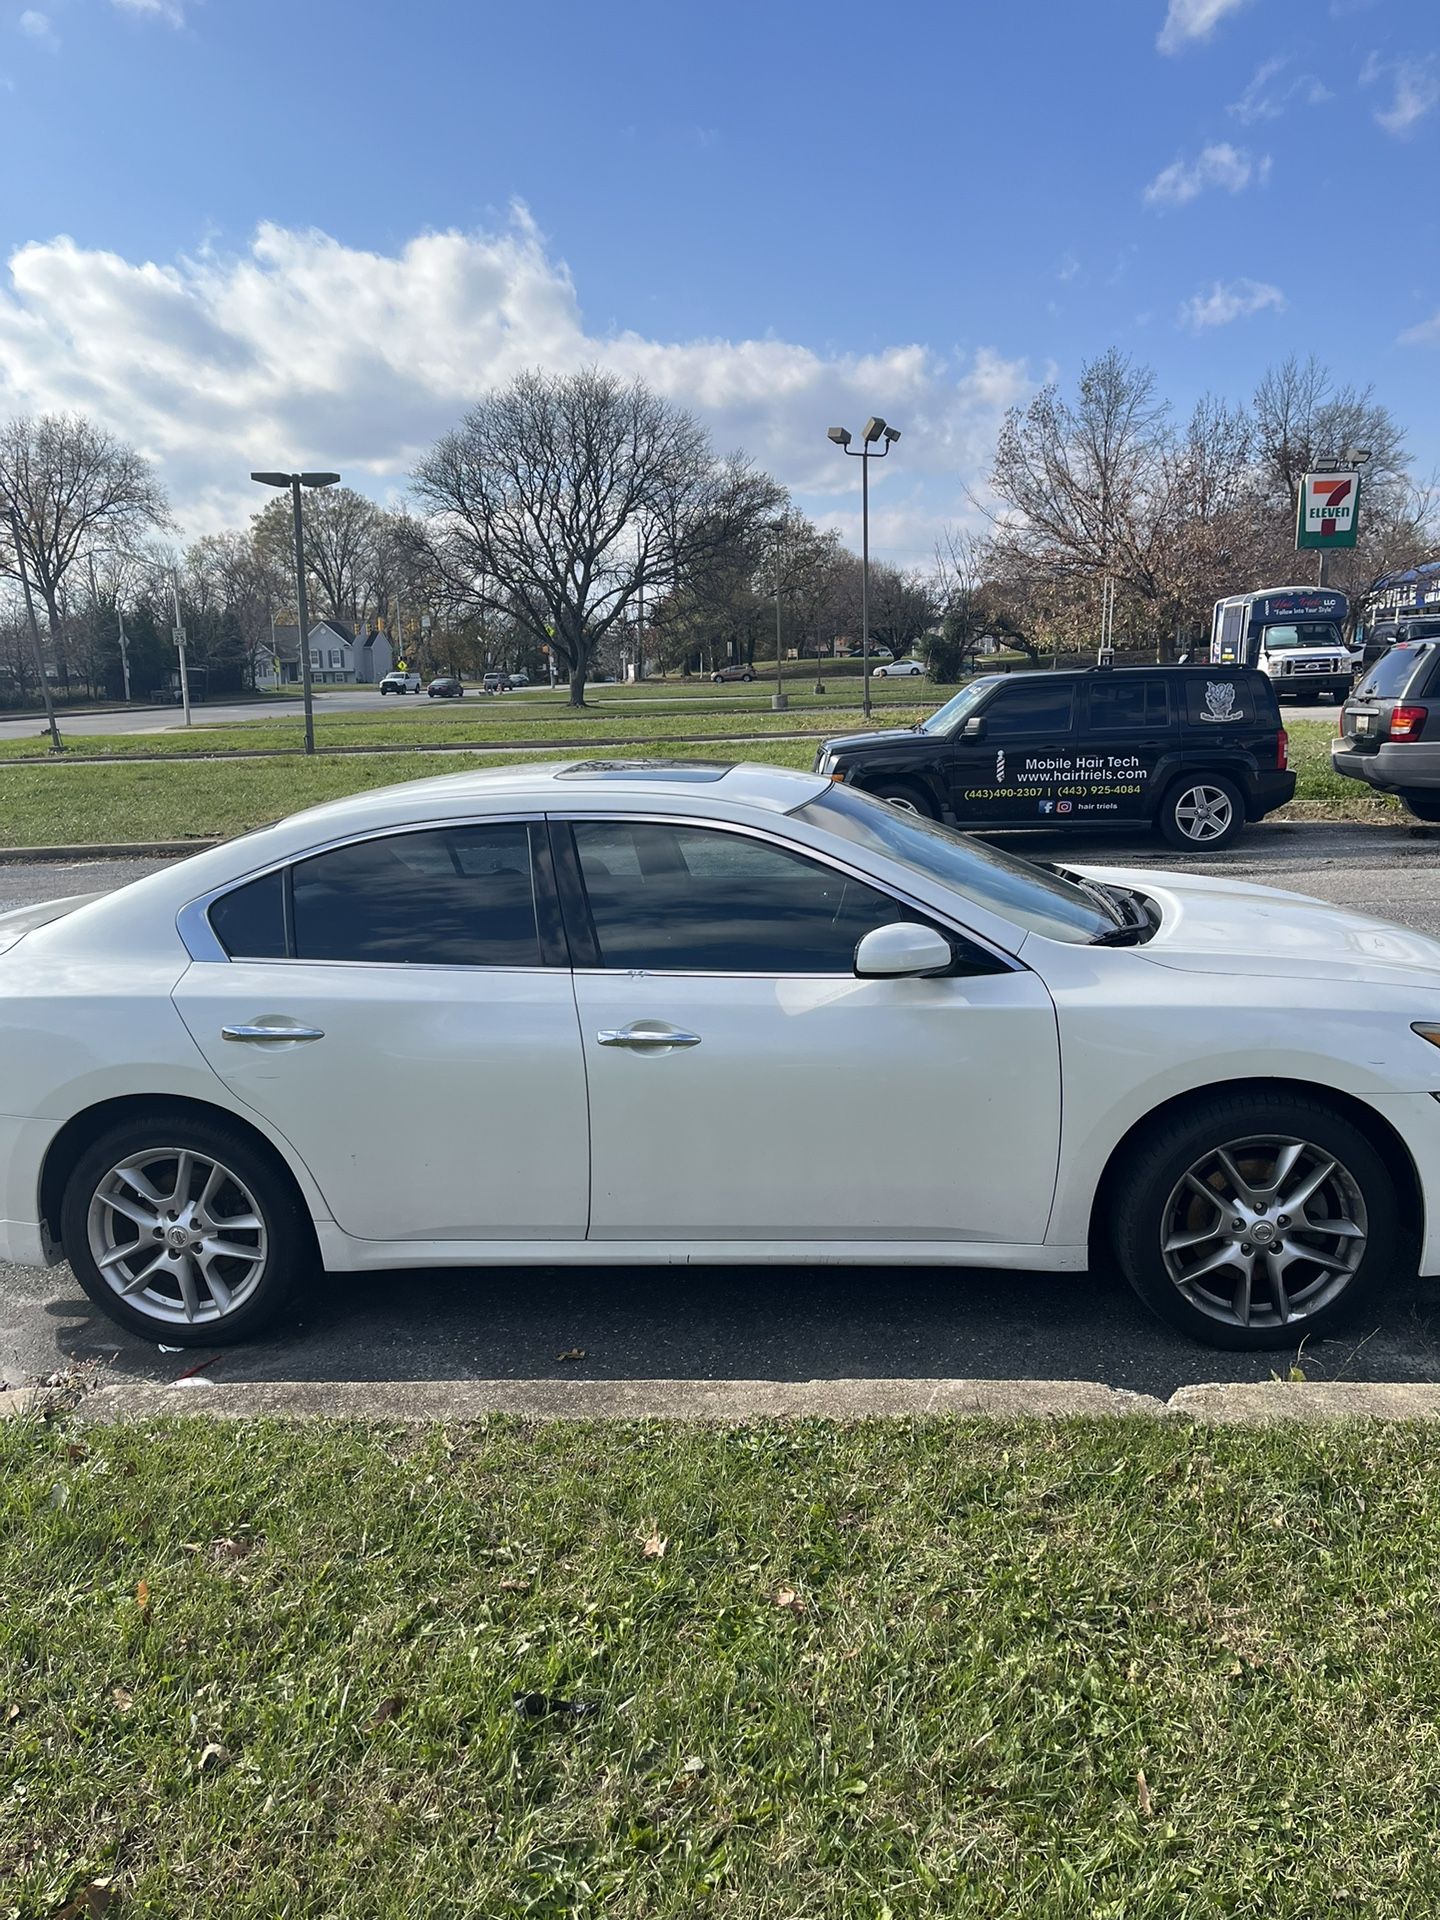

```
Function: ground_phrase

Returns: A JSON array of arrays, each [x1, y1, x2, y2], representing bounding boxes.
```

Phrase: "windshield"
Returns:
[[795, 783, 1117, 945], [1356, 644, 1435, 700], [1261, 622, 1341, 651], [919, 677, 1001, 735]]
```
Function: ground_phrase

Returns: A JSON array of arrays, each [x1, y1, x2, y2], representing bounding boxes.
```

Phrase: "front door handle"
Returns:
[[221, 1023, 326, 1044], [597, 1026, 702, 1050]]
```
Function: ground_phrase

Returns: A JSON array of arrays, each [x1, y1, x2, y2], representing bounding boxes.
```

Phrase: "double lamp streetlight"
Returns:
[[828, 416, 900, 719], [250, 469, 340, 754]]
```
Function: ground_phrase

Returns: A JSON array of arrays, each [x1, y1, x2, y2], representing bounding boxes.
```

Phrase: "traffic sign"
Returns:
[[1297, 471, 1362, 550]]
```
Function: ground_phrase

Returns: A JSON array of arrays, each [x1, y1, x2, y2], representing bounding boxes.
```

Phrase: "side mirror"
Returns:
[[854, 922, 954, 979], [961, 715, 987, 740]]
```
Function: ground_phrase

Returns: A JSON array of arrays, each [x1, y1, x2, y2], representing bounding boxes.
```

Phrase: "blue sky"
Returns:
[[1, 0, 1436, 559]]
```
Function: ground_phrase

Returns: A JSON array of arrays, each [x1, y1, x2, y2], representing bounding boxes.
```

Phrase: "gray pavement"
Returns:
[[3, 816, 1440, 1399]]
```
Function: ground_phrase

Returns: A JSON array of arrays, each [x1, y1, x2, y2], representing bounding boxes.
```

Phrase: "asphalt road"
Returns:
[[4, 816, 1440, 1398]]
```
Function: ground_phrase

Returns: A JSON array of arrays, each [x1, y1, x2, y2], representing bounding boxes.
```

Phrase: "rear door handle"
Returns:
[[597, 1026, 701, 1050], [221, 1023, 326, 1044]]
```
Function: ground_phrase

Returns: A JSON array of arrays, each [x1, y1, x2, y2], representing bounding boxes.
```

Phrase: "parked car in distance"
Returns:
[[1333, 640, 1440, 821], [3, 758, 1437, 1355], [482, 671, 515, 694], [815, 664, 1293, 852], [874, 659, 926, 678], [509, 670, 531, 687], [379, 671, 422, 696], [427, 677, 464, 699], [711, 663, 756, 683]]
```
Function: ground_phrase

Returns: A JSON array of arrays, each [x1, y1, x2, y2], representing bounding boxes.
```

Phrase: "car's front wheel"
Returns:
[[1156, 773, 1244, 851], [1112, 1093, 1399, 1349], [61, 1112, 312, 1345], [866, 780, 937, 818]]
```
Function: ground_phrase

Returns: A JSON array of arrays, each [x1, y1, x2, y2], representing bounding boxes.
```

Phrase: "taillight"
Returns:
[[1390, 705, 1429, 741], [1278, 727, 1288, 770]]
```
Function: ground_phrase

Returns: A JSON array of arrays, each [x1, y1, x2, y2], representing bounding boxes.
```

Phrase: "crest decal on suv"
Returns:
[[1200, 680, 1244, 723]]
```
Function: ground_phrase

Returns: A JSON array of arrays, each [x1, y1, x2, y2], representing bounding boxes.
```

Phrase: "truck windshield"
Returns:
[[1261, 623, 1341, 650], [919, 677, 1001, 735]]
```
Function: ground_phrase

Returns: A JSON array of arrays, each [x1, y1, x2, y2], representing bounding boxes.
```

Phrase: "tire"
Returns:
[[866, 780, 937, 819], [60, 1111, 313, 1346], [1402, 794, 1440, 823], [1112, 1091, 1401, 1350], [1156, 773, 1245, 852], [743, 672, 755, 682]]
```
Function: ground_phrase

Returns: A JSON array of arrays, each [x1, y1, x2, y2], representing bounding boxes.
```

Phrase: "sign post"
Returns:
[[1297, 471, 1362, 587]]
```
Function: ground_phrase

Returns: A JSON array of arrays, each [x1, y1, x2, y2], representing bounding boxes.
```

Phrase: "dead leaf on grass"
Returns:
[[499, 1577, 530, 1592], [681, 1755, 706, 1776], [641, 1533, 667, 1560], [134, 1580, 151, 1622], [773, 1586, 805, 1614], [53, 1875, 116, 1919], [197, 1741, 229, 1773], [1136, 1768, 1154, 1818], [3, 1702, 19, 1725], [110, 1688, 133, 1713], [210, 1536, 256, 1562], [368, 1695, 406, 1730], [64, 1443, 89, 1463]]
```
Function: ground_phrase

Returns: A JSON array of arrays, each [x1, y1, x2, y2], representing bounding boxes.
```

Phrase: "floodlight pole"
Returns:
[[7, 503, 63, 753], [251, 470, 340, 755], [773, 520, 786, 711], [829, 420, 900, 721]]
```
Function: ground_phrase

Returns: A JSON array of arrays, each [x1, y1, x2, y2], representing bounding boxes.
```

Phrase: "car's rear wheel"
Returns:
[[61, 1113, 311, 1346], [1156, 773, 1244, 851], [1112, 1093, 1399, 1349], [866, 780, 937, 818], [1402, 794, 1440, 823]]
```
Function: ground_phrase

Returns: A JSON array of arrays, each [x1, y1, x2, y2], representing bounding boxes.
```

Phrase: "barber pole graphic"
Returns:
[[1297, 471, 1361, 550]]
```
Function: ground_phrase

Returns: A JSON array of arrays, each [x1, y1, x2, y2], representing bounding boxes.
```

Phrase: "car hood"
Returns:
[[1070, 863, 1440, 989], [824, 727, 932, 755]]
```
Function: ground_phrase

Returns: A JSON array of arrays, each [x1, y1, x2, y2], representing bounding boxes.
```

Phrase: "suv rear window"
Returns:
[[1357, 645, 1436, 701]]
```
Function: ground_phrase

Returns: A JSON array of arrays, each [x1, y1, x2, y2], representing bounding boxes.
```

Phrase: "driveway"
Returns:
[[4, 817, 1439, 1397]]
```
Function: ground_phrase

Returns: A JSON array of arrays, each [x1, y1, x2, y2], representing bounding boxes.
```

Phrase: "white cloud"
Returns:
[[1157, 0, 1252, 55], [0, 212, 1031, 549], [1361, 52, 1440, 137], [112, 0, 188, 23], [1143, 143, 1269, 208], [18, 10, 58, 49], [1399, 311, 1440, 347], [1180, 278, 1287, 329], [1229, 56, 1332, 122]]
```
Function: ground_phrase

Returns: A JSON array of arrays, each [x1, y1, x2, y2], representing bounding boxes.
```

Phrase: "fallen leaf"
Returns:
[[197, 1740, 229, 1772], [135, 1580, 151, 1621], [210, 1536, 255, 1562], [681, 1755, 706, 1776], [3, 1702, 19, 1725], [641, 1533, 667, 1560], [53, 1876, 116, 1920], [773, 1586, 804, 1613], [1136, 1768, 1154, 1818], [555, 1347, 586, 1364], [64, 1443, 89, 1462], [499, 1578, 530, 1592], [111, 1687, 134, 1713], [368, 1695, 406, 1730]]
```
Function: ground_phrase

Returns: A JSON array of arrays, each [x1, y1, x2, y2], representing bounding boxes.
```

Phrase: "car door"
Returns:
[[945, 678, 1077, 823], [555, 815, 1060, 1247], [1079, 675, 1176, 824], [172, 819, 589, 1243]]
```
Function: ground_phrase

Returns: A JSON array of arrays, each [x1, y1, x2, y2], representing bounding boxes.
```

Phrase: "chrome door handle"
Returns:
[[221, 1023, 326, 1043], [597, 1027, 701, 1049]]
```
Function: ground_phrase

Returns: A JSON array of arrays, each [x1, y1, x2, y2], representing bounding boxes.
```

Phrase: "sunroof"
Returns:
[[552, 759, 734, 782]]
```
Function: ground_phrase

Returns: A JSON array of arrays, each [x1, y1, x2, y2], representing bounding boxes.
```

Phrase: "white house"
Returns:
[[252, 620, 395, 689]]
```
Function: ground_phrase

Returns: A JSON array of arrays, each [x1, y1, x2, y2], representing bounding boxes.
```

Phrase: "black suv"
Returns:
[[1332, 639, 1440, 822], [814, 665, 1295, 852]]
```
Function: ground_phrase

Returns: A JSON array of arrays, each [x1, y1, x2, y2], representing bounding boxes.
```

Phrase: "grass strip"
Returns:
[[4, 1413, 1440, 1918]]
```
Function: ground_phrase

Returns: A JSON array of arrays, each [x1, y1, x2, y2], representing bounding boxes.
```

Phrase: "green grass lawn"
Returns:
[[0, 722, 1397, 847], [4, 1412, 1440, 1918]]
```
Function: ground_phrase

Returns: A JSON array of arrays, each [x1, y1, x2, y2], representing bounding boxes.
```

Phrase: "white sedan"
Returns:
[[3, 760, 1438, 1352], [873, 660, 926, 677]]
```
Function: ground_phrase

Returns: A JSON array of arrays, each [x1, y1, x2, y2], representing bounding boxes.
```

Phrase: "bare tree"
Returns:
[[251, 484, 382, 630], [0, 414, 170, 685], [1252, 355, 1408, 514], [413, 367, 780, 705]]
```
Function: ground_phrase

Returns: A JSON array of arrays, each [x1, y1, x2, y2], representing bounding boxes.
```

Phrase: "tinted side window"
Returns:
[[291, 824, 541, 966], [1088, 679, 1170, 731], [573, 822, 911, 973], [983, 683, 1075, 738], [1358, 645, 1435, 700], [210, 869, 286, 959], [1182, 676, 1263, 727]]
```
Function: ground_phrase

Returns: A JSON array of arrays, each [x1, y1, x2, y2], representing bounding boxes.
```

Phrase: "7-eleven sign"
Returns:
[[1297, 470, 1362, 550]]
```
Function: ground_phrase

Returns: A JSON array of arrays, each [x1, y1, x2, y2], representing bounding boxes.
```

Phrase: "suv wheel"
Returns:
[[1157, 774, 1244, 851], [61, 1112, 312, 1346], [867, 781, 936, 819], [1113, 1093, 1399, 1349], [1402, 795, 1440, 824]]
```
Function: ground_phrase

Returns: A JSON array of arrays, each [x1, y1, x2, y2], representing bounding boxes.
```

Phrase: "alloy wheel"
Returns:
[[85, 1147, 269, 1326], [1159, 1134, 1367, 1330], [1174, 783, 1233, 843]]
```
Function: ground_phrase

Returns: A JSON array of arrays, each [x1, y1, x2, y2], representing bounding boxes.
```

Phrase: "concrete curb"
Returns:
[[31, 1375, 1440, 1425], [0, 840, 218, 862]]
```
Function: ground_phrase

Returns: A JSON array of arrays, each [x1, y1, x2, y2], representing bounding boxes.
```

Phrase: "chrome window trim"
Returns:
[[557, 810, 1025, 978], [175, 812, 551, 965]]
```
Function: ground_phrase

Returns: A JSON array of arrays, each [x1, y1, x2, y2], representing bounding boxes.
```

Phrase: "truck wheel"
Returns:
[[867, 781, 937, 819], [1156, 774, 1245, 852]]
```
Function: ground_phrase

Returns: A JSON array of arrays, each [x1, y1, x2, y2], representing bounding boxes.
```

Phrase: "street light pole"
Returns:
[[828, 419, 901, 721], [251, 470, 340, 755], [170, 566, 192, 727], [773, 520, 786, 711], [6, 504, 63, 753]]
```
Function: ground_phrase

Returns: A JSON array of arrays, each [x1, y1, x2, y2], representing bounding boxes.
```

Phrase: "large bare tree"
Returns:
[[413, 367, 780, 704]]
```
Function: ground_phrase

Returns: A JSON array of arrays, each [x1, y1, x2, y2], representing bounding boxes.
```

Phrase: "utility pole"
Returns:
[[772, 520, 787, 711], [170, 567, 193, 726], [7, 504, 63, 753]]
